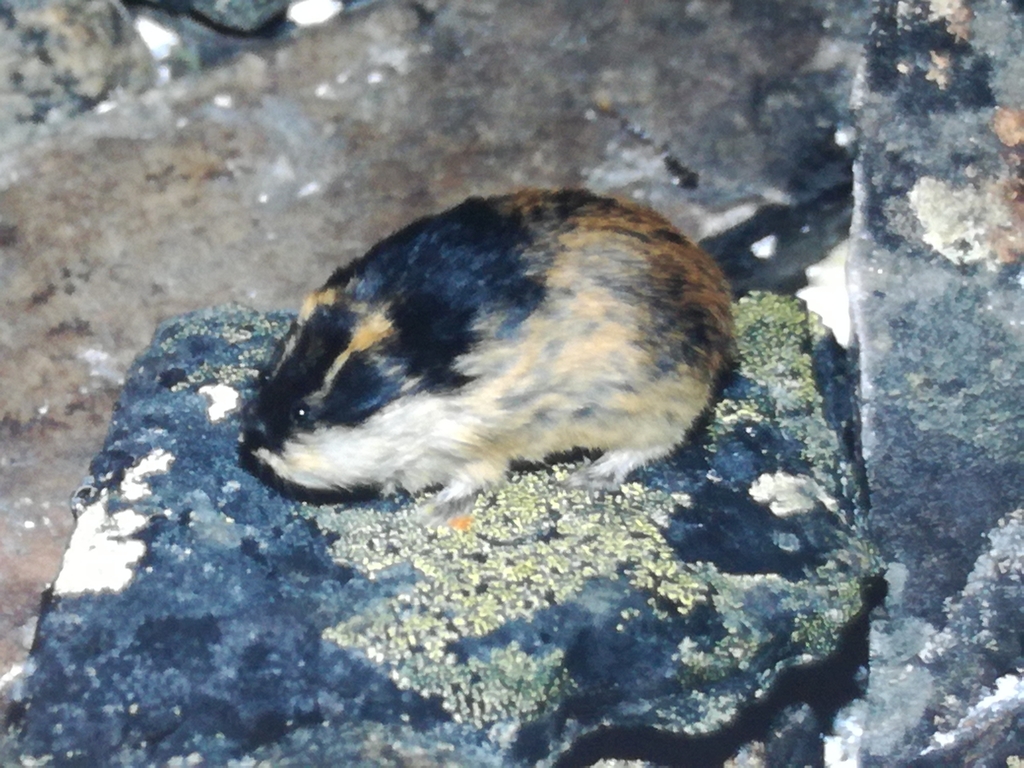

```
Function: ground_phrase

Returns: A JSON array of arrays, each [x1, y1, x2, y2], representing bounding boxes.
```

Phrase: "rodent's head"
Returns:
[[241, 294, 402, 462]]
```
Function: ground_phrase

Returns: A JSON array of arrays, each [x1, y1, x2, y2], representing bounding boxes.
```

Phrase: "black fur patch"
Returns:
[[318, 352, 404, 427], [388, 293, 475, 389], [326, 196, 549, 391]]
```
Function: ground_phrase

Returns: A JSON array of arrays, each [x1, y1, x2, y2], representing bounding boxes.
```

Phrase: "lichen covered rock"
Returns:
[[11, 294, 875, 766]]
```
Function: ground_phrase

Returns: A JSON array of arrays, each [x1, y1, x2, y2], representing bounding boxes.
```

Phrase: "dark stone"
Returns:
[[186, 0, 288, 33], [701, 184, 853, 295], [122, 0, 289, 34], [845, 0, 1024, 762], [8, 296, 876, 765], [0, 0, 153, 126]]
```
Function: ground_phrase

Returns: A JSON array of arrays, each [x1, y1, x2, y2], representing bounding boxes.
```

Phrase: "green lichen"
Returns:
[[731, 292, 820, 410], [719, 292, 844, 486], [316, 465, 707, 727], [156, 305, 291, 390], [789, 546, 875, 655], [673, 538, 873, 689], [658, 692, 746, 736]]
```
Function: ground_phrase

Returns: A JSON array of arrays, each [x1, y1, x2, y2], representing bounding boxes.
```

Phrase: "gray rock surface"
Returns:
[[0, 0, 153, 130], [185, 0, 288, 33], [8, 294, 875, 766], [845, 0, 1024, 763], [128, 0, 291, 35], [0, 0, 868, 725]]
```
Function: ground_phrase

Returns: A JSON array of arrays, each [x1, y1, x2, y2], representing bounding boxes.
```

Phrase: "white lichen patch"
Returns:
[[750, 471, 837, 516], [134, 16, 180, 61], [121, 449, 175, 501], [926, 672, 1024, 753], [823, 705, 866, 768], [287, 0, 342, 26], [797, 240, 850, 348], [53, 493, 149, 596], [198, 383, 240, 422], [749, 233, 778, 259], [0, 662, 25, 695], [918, 508, 1024, 666], [925, 0, 972, 41], [908, 177, 1013, 268]]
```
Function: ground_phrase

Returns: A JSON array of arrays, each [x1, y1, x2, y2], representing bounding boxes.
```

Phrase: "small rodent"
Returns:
[[242, 189, 733, 522]]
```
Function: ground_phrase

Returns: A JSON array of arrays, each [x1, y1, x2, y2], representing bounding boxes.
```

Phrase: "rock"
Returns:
[[191, 0, 287, 32], [843, 517, 1024, 766], [7, 294, 876, 765], [845, 0, 1024, 763], [0, 0, 153, 129], [727, 705, 824, 768], [135, 0, 290, 35]]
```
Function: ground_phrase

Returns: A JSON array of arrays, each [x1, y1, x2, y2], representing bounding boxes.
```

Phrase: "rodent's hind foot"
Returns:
[[565, 446, 674, 491]]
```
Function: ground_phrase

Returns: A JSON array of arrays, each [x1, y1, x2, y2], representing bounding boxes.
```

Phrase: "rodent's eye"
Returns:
[[291, 401, 315, 429]]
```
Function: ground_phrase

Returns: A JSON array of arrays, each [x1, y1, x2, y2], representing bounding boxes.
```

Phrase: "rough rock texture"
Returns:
[[129, 0, 290, 35], [844, 0, 1024, 763], [0, 0, 869, 721], [0, 0, 153, 131], [7, 294, 875, 765], [186, 0, 288, 33]]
